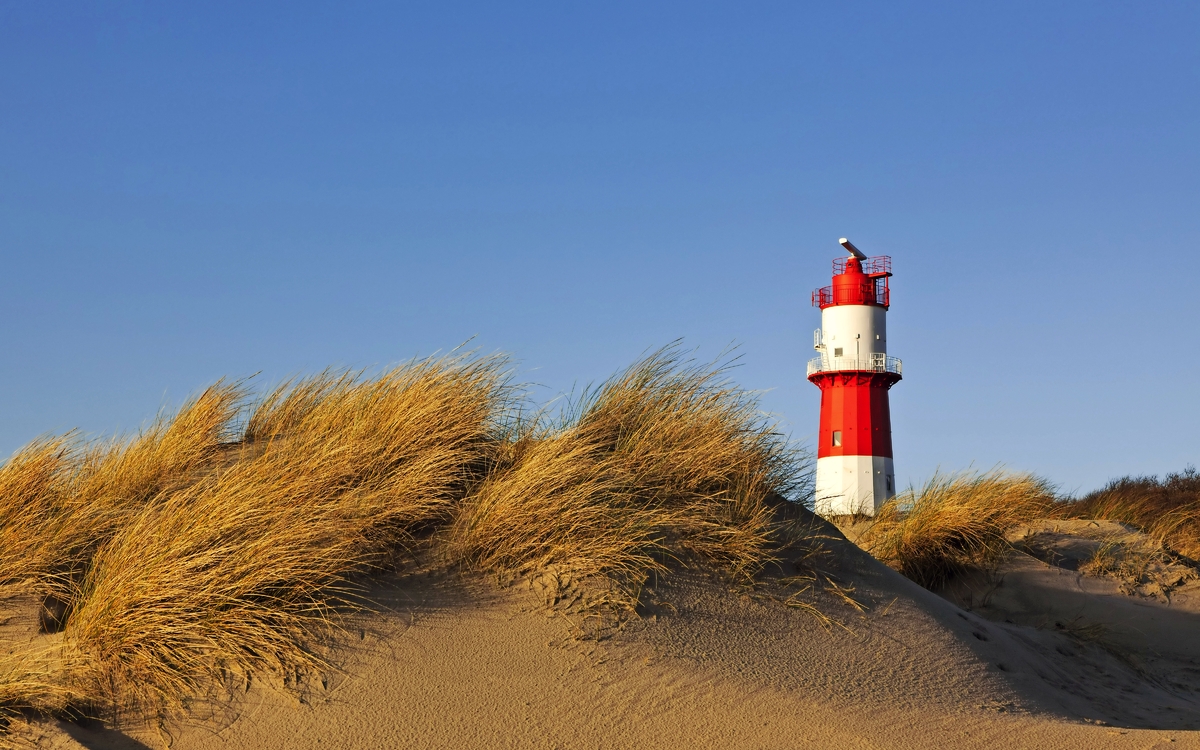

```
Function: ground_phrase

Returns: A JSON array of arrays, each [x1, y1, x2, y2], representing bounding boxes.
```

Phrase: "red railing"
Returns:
[[812, 281, 890, 308], [833, 255, 891, 276]]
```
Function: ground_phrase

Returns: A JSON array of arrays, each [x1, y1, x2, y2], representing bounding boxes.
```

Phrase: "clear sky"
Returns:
[[2, 2, 1197, 495]]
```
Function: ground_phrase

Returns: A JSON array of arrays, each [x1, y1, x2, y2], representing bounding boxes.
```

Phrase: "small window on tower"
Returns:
[[832, 431, 842, 447], [833, 347, 843, 357]]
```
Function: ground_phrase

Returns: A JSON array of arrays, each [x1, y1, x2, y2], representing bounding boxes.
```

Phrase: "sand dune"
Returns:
[[10, 514, 1199, 749]]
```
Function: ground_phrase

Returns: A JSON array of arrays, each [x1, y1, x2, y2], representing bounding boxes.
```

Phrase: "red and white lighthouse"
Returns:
[[808, 238, 902, 516]]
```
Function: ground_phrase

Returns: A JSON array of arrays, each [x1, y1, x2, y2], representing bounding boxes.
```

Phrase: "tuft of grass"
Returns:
[[0, 649, 85, 723], [859, 470, 1055, 588], [243, 370, 355, 444], [1079, 538, 1198, 599], [0, 438, 77, 592], [1058, 467, 1200, 561], [446, 431, 669, 590], [60, 353, 510, 721], [447, 346, 809, 604], [0, 382, 245, 602], [570, 345, 805, 573]]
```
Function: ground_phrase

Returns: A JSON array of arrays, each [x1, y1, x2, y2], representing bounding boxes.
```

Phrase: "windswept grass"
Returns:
[[0, 383, 245, 624], [859, 470, 1055, 588], [446, 347, 808, 601], [0, 647, 87, 731], [0, 345, 811, 731], [0, 438, 76, 592], [1058, 468, 1200, 560], [570, 347, 804, 573], [62, 353, 510, 720], [446, 432, 670, 593]]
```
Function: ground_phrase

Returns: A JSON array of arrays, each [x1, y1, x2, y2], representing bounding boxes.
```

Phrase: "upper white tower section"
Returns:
[[808, 242, 901, 377], [815, 305, 887, 370]]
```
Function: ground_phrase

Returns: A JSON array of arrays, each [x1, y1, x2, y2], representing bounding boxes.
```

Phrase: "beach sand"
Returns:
[[13, 518, 1200, 749]]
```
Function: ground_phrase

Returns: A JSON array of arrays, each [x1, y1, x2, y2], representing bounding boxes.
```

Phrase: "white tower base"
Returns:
[[814, 456, 895, 517]]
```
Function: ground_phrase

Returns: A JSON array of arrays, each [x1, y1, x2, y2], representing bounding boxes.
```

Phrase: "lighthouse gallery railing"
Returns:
[[807, 354, 903, 377], [812, 282, 890, 308]]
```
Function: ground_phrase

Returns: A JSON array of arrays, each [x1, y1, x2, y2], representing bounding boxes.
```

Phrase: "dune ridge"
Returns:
[[0, 345, 1197, 748]]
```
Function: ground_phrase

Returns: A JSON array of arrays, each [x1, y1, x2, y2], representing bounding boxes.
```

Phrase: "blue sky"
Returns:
[[1, 2, 1197, 495]]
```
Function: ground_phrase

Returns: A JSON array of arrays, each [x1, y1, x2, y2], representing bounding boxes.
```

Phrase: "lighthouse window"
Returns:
[[832, 431, 842, 447], [833, 347, 843, 357]]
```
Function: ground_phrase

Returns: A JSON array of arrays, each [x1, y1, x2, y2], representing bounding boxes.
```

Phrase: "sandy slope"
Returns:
[[13, 517, 1200, 749]]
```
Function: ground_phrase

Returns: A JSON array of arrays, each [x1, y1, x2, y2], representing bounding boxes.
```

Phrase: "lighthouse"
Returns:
[[808, 238, 902, 516]]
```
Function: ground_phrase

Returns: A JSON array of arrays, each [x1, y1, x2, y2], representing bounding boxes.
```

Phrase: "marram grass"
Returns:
[[1056, 468, 1200, 560], [448, 347, 806, 592], [858, 469, 1055, 588], [0, 382, 244, 601], [0, 345, 808, 732], [63, 353, 510, 721]]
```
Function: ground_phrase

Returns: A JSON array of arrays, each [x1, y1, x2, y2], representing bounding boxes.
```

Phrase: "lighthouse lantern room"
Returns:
[[808, 239, 902, 516]]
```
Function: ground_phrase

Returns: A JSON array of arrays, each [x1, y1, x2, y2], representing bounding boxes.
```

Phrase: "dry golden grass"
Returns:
[[446, 431, 668, 589], [1058, 468, 1200, 560], [1079, 536, 1198, 600], [61, 353, 509, 720], [0, 439, 76, 592], [0, 648, 85, 724], [446, 347, 806, 603], [859, 470, 1055, 588], [570, 347, 803, 573], [0, 346, 810, 731], [0, 641, 97, 750], [0, 383, 245, 600]]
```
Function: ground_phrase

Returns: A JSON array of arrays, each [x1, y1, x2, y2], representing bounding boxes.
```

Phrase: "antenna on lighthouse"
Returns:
[[839, 238, 868, 260]]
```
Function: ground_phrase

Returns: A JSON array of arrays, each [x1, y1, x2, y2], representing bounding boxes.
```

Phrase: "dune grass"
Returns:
[[0, 438, 76, 593], [1057, 468, 1200, 561], [858, 470, 1055, 588], [0, 383, 245, 603], [0, 645, 88, 726], [0, 345, 810, 732], [569, 348, 804, 572], [447, 348, 806, 601], [855, 467, 1199, 594], [445, 431, 669, 596], [61, 354, 510, 721]]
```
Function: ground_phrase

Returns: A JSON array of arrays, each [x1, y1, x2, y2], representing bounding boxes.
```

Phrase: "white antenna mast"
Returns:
[[839, 237, 867, 260]]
